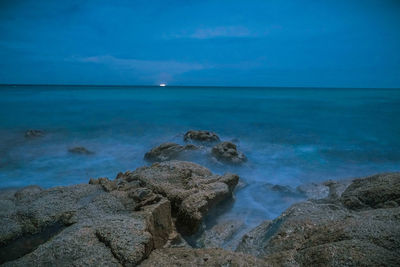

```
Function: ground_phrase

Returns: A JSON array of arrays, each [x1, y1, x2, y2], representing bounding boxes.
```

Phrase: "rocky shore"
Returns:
[[1, 130, 399, 266]]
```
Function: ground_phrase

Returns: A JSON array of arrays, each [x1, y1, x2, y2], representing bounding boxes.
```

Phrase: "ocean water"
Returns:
[[1, 85, 400, 234]]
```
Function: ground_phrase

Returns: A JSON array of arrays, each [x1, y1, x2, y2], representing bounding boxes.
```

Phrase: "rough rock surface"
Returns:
[[211, 141, 247, 165], [184, 130, 220, 144], [197, 219, 245, 249], [296, 178, 353, 200], [0, 180, 175, 266], [24, 129, 44, 138], [140, 247, 268, 267], [116, 161, 239, 235], [144, 142, 198, 162], [236, 172, 400, 266], [68, 146, 94, 155]]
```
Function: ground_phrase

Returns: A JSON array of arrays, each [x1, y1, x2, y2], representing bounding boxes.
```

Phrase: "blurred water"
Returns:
[[1, 85, 400, 229]]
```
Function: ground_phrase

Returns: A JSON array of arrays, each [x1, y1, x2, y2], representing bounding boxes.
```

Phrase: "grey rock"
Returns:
[[184, 130, 220, 144], [68, 146, 94, 155], [144, 142, 198, 162], [24, 129, 44, 138], [211, 141, 247, 165], [139, 247, 268, 267], [236, 172, 400, 266], [116, 160, 239, 235], [0, 180, 175, 266]]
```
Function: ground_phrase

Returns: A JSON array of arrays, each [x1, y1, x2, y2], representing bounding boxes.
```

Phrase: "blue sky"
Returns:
[[0, 0, 399, 87]]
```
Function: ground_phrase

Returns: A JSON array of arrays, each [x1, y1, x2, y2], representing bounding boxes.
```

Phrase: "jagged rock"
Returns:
[[116, 161, 239, 235], [139, 247, 268, 267], [24, 129, 44, 138], [144, 142, 198, 162], [0, 181, 174, 266], [211, 141, 246, 165], [68, 146, 94, 155], [236, 173, 400, 266], [296, 179, 353, 200], [184, 130, 220, 144], [197, 219, 244, 249]]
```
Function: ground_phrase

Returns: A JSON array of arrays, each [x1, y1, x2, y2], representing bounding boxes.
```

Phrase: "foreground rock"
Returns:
[[211, 141, 247, 165], [116, 161, 239, 235], [140, 247, 268, 267], [68, 146, 94, 155], [184, 130, 220, 144], [0, 181, 174, 265], [197, 219, 245, 250], [24, 129, 44, 138], [144, 142, 198, 162], [236, 172, 400, 266]]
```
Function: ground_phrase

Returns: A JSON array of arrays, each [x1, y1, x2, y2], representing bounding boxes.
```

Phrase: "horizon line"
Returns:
[[0, 83, 399, 90]]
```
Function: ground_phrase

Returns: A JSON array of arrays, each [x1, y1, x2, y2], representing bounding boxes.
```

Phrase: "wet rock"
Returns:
[[144, 142, 198, 162], [183, 130, 220, 144], [140, 247, 268, 267], [68, 146, 94, 155], [24, 129, 44, 138], [296, 179, 353, 200], [264, 183, 299, 197], [236, 172, 400, 266], [117, 160, 239, 235], [341, 172, 400, 210], [211, 141, 246, 165], [197, 219, 245, 249], [0, 181, 174, 266]]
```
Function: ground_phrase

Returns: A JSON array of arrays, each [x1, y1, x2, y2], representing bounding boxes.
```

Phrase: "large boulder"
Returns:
[[0, 179, 175, 266], [116, 161, 239, 235], [184, 130, 220, 144], [144, 142, 198, 162], [236, 173, 400, 266], [211, 141, 247, 165], [139, 247, 268, 267]]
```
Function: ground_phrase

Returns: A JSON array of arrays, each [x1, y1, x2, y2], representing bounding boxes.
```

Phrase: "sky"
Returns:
[[0, 0, 400, 87]]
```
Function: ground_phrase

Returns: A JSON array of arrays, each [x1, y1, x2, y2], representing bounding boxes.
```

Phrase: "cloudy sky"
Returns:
[[1, 0, 400, 87]]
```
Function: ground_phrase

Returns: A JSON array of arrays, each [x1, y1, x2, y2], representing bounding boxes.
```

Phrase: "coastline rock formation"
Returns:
[[140, 247, 268, 267], [211, 141, 247, 165], [236, 172, 400, 266], [144, 142, 198, 162], [116, 161, 239, 235], [24, 129, 44, 138], [0, 181, 174, 266], [184, 130, 220, 144]]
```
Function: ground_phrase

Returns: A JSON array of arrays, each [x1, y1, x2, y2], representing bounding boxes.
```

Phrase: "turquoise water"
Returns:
[[1, 85, 400, 228]]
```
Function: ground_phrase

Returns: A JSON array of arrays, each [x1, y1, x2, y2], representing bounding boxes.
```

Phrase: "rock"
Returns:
[[264, 183, 299, 196], [296, 178, 353, 200], [68, 146, 94, 155], [139, 247, 268, 267], [183, 130, 220, 144], [197, 219, 245, 249], [341, 172, 400, 210], [236, 172, 400, 266], [144, 142, 198, 162], [24, 129, 44, 138], [0, 180, 174, 266], [116, 161, 239, 235], [211, 141, 246, 165]]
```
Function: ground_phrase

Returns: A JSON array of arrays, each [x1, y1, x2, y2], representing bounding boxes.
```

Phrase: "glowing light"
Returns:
[[159, 83, 166, 87]]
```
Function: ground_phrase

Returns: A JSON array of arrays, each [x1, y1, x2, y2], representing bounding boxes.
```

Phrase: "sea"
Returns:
[[1, 85, 399, 239]]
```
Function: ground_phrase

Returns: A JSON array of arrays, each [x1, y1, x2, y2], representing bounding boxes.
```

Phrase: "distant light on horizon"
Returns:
[[159, 83, 166, 87]]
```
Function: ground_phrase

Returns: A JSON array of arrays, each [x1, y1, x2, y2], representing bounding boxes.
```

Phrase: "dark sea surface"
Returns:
[[1, 85, 400, 232]]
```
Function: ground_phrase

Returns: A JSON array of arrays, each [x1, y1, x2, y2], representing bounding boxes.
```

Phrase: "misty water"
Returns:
[[1, 85, 400, 238]]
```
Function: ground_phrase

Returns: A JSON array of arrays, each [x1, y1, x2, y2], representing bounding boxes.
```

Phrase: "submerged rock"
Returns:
[[68, 146, 94, 155], [116, 160, 239, 235], [144, 142, 198, 162], [24, 129, 44, 138], [236, 172, 400, 266], [140, 247, 268, 267], [0, 180, 174, 266], [211, 141, 246, 165], [184, 130, 220, 144]]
